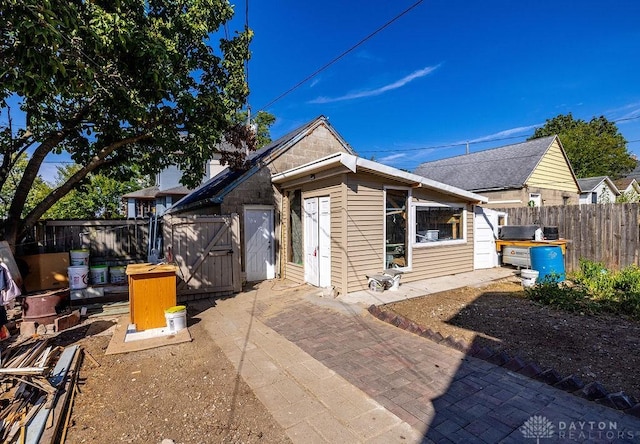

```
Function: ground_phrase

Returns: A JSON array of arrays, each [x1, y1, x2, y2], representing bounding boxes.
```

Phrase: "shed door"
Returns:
[[474, 207, 506, 269], [244, 207, 275, 281], [304, 196, 331, 287]]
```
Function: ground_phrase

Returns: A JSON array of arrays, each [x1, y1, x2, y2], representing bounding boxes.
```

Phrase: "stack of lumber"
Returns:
[[0, 338, 82, 443]]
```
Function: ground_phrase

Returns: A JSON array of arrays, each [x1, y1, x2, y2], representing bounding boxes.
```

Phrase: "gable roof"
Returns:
[[272, 152, 488, 204], [577, 176, 619, 194], [167, 116, 355, 214], [122, 186, 159, 199], [413, 135, 563, 192], [614, 177, 639, 192]]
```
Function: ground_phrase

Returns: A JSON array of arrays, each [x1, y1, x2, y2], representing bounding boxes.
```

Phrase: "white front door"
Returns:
[[304, 196, 331, 287], [474, 206, 506, 269], [244, 207, 275, 281]]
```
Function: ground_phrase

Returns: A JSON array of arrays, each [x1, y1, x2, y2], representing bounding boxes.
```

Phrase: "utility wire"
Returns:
[[257, 0, 425, 112]]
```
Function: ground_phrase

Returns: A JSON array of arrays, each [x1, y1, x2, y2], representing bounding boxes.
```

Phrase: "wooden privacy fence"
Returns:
[[17, 219, 151, 263], [496, 203, 640, 272], [163, 213, 241, 300]]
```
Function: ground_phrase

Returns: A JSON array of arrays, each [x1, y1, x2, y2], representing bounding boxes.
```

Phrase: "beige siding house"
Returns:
[[414, 136, 580, 208], [272, 153, 488, 296], [168, 116, 355, 282]]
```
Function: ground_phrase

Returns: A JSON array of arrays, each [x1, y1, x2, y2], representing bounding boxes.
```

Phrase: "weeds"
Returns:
[[524, 259, 640, 319]]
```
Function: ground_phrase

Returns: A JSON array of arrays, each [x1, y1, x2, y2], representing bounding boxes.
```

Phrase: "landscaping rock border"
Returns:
[[368, 304, 640, 418]]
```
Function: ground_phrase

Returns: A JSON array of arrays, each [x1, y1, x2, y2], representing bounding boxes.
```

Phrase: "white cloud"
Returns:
[[309, 64, 441, 104], [378, 153, 406, 163], [459, 124, 542, 144]]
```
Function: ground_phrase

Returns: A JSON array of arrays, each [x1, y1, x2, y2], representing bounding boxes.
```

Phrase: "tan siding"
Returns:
[[345, 176, 386, 293], [285, 263, 304, 284], [528, 140, 579, 193]]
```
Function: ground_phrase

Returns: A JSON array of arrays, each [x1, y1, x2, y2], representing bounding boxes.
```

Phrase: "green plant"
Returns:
[[527, 259, 640, 320]]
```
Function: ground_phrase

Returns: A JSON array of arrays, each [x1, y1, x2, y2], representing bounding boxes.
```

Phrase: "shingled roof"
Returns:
[[577, 176, 619, 194], [413, 135, 558, 192], [168, 115, 354, 214]]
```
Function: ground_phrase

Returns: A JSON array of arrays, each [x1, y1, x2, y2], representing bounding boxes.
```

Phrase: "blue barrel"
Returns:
[[530, 246, 565, 282]]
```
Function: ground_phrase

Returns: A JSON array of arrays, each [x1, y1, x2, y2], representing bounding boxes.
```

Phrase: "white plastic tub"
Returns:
[[521, 269, 539, 288]]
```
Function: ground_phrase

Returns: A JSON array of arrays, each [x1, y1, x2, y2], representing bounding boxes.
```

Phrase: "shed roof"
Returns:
[[272, 152, 488, 203], [413, 135, 559, 192], [167, 115, 354, 214], [577, 176, 619, 194]]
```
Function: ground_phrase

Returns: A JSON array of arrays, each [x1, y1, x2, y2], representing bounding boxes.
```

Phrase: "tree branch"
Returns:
[[21, 132, 152, 231]]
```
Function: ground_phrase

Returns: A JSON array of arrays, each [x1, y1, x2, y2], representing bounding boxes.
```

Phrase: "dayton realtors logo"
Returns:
[[520, 415, 638, 442], [520, 416, 555, 443]]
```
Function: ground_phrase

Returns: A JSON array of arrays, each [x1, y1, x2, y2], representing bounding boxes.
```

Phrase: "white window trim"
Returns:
[[383, 186, 412, 272], [411, 201, 468, 248]]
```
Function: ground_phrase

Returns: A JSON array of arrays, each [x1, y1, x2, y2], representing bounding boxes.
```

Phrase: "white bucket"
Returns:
[[68, 265, 89, 290], [90, 265, 108, 285], [521, 269, 539, 288], [165, 306, 187, 333], [110, 266, 126, 284], [70, 249, 90, 266]]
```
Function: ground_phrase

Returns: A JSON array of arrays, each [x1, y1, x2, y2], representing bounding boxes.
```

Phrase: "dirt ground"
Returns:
[[62, 316, 291, 444], [384, 278, 640, 402]]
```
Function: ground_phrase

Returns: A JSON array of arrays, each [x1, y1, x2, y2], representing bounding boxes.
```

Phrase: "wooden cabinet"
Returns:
[[126, 263, 178, 331]]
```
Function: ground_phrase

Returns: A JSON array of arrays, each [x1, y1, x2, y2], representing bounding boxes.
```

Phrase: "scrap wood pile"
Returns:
[[0, 338, 83, 443]]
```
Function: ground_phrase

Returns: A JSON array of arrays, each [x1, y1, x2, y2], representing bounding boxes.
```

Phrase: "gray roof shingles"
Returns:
[[577, 176, 609, 193], [169, 115, 349, 213], [413, 136, 557, 192]]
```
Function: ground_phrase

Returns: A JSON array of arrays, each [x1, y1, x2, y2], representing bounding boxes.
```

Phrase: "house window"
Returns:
[[385, 189, 409, 269], [288, 190, 303, 265], [136, 199, 153, 218], [413, 204, 465, 244]]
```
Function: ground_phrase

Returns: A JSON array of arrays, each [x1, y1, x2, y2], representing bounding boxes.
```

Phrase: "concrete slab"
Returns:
[[338, 267, 518, 306]]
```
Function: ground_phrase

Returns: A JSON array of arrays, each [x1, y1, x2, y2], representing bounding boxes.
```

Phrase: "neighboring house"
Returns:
[[577, 176, 620, 204], [167, 115, 355, 282], [271, 152, 488, 295], [613, 177, 640, 202], [122, 159, 227, 218], [413, 135, 580, 208]]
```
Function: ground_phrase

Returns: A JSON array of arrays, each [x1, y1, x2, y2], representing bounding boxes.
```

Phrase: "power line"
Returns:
[[257, 0, 425, 112]]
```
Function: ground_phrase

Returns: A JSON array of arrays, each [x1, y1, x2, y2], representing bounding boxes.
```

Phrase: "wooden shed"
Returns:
[[272, 152, 488, 296]]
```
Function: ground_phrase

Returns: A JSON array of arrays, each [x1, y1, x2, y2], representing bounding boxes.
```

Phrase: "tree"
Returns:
[[232, 110, 276, 149], [530, 113, 635, 179], [44, 164, 148, 219], [0, 153, 52, 219], [1, 0, 254, 249]]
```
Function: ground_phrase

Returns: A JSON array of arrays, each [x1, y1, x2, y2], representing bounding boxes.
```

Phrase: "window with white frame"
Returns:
[[413, 204, 465, 244]]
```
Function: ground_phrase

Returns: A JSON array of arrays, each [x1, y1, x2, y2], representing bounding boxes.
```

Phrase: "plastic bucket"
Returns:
[[68, 265, 89, 290], [70, 249, 90, 266], [110, 266, 126, 284], [530, 246, 565, 282], [90, 265, 108, 285], [165, 306, 187, 333], [521, 269, 539, 288]]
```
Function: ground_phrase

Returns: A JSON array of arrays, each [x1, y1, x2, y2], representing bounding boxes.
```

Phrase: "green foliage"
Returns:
[[525, 280, 596, 313], [232, 111, 276, 149], [616, 191, 640, 203], [525, 259, 640, 319], [1, 0, 254, 245], [0, 153, 52, 218], [44, 164, 146, 219], [530, 113, 635, 179]]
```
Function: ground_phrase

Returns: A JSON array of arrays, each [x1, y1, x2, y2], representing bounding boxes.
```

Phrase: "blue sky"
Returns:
[[238, 0, 640, 171], [8, 0, 640, 182]]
